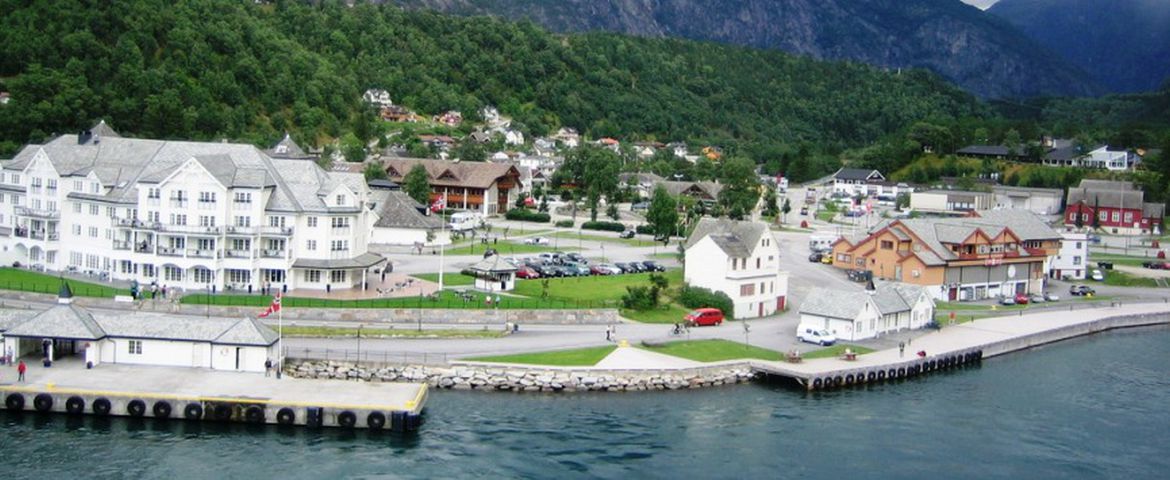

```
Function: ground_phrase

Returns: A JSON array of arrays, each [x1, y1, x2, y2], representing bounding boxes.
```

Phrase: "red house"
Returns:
[[1064, 180, 1164, 235]]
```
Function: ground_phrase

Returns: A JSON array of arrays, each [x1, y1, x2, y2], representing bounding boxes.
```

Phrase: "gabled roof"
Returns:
[[833, 168, 885, 182], [800, 287, 874, 320], [382, 157, 520, 189], [468, 254, 518, 273], [373, 190, 445, 230], [266, 133, 313, 159], [659, 180, 722, 199], [685, 218, 769, 258], [214, 317, 279, 346], [4, 304, 106, 340]]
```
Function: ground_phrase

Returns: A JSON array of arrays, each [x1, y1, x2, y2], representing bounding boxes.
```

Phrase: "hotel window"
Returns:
[[269, 216, 285, 228], [88, 227, 98, 238], [72, 225, 81, 235], [306, 270, 321, 282], [10, 174, 19, 184], [331, 217, 350, 229], [756, 258, 761, 268], [307, 217, 318, 228], [739, 284, 755, 297], [147, 187, 160, 199], [336, 194, 347, 206], [89, 204, 98, 215], [46, 179, 57, 191], [233, 192, 251, 203], [199, 216, 216, 227], [331, 240, 349, 251], [880, 240, 894, 250], [306, 240, 317, 251], [198, 191, 216, 203], [235, 216, 250, 227], [330, 270, 347, 283], [128, 340, 142, 355]]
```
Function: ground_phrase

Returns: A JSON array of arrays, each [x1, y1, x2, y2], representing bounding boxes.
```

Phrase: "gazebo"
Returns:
[[467, 254, 518, 292]]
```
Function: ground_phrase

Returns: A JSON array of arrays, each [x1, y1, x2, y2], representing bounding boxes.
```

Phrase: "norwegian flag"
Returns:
[[258, 293, 282, 318], [430, 196, 446, 213]]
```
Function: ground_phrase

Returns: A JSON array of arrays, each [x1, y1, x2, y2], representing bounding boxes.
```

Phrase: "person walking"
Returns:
[[898, 341, 906, 358], [264, 358, 273, 377], [605, 325, 612, 342], [17, 360, 27, 382]]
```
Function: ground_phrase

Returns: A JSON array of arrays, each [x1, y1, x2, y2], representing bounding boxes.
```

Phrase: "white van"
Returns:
[[797, 324, 837, 346], [448, 212, 484, 232], [808, 233, 838, 253]]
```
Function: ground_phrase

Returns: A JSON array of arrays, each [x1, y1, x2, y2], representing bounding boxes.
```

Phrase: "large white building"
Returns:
[[683, 218, 789, 319], [0, 122, 384, 293], [1048, 232, 1089, 280]]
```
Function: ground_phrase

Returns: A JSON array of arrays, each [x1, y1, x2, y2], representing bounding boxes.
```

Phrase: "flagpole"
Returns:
[[438, 192, 448, 291]]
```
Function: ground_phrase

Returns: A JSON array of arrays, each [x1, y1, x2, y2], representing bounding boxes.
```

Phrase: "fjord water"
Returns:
[[1, 327, 1168, 479]]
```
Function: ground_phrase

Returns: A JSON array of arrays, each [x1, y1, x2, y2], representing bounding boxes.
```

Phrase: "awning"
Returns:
[[291, 252, 386, 270]]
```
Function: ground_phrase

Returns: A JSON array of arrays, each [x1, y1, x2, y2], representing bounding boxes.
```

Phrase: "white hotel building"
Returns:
[[0, 122, 384, 293]]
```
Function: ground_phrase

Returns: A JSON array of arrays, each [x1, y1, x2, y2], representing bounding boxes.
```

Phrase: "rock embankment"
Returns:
[[286, 361, 756, 392]]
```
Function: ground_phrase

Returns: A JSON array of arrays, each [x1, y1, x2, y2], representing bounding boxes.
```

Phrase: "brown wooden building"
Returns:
[[383, 158, 521, 215]]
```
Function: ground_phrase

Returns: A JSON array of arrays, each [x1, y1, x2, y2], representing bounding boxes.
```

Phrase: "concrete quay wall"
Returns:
[[977, 311, 1170, 358], [286, 360, 756, 392]]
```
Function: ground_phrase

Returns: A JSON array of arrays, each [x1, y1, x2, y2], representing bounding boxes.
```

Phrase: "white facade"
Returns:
[[0, 130, 383, 293], [992, 186, 1064, 215], [799, 285, 935, 342], [1049, 232, 1089, 280], [684, 225, 789, 319]]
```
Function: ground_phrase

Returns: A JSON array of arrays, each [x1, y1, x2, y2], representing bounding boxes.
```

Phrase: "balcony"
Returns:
[[15, 206, 59, 220], [259, 226, 294, 236], [169, 198, 189, 208], [330, 250, 352, 260], [160, 224, 222, 235], [158, 247, 184, 257], [186, 249, 221, 259], [113, 240, 132, 251], [225, 249, 254, 259], [261, 249, 287, 258]]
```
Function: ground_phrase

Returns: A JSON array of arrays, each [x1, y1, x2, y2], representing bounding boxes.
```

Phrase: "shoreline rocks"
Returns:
[[285, 360, 757, 392]]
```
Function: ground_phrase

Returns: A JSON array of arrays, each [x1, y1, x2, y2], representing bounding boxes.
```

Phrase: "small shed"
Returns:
[[467, 254, 518, 292]]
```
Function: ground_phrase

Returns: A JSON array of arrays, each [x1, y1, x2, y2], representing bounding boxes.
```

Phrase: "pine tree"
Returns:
[[404, 164, 432, 206]]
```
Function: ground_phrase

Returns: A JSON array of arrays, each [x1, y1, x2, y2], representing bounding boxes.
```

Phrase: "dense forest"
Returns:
[[0, 0, 985, 181]]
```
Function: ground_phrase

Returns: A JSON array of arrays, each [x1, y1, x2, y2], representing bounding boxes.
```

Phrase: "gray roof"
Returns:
[[214, 317, 279, 346], [373, 190, 445, 230], [1066, 186, 1146, 211], [266, 133, 312, 159], [833, 168, 885, 181], [861, 210, 1058, 266], [468, 254, 518, 273], [0, 309, 36, 331], [871, 283, 928, 315], [292, 252, 385, 270], [658, 180, 722, 200], [4, 304, 106, 340], [685, 218, 768, 258], [800, 287, 873, 320]]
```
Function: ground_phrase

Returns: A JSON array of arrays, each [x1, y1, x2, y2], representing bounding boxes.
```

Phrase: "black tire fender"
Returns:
[[127, 399, 147, 417], [92, 397, 112, 415], [5, 393, 25, 411], [276, 407, 296, 425], [33, 393, 53, 412], [65, 396, 85, 414], [245, 406, 265, 424], [183, 403, 202, 420], [367, 412, 387, 430], [337, 411, 357, 428], [154, 401, 173, 419]]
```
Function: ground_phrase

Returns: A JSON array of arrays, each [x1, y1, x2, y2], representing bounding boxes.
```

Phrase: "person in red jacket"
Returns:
[[17, 360, 27, 382]]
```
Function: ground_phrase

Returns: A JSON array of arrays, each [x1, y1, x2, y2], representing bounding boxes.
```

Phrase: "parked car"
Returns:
[[1091, 269, 1105, 281], [1029, 294, 1046, 304], [614, 262, 632, 273], [625, 262, 646, 273], [1069, 285, 1096, 296], [684, 308, 725, 327], [1014, 293, 1030, 305], [800, 207, 809, 215], [524, 236, 550, 246], [641, 260, 666, 272], [563, 263, 591, 276], [820, 255, 834, 265], [536, 265, 562, 277], [796, 324, 837, 346], [619, 230, 636, 239], [538, 252, 556, 262], [566, 253, 587, 264], [1044, 292, 1061, 302], [592, 264, 621, 275], [808, 252, 824, 263], [631, 202, 649, 211], [999, 295, 1016, 306], [515, 266, 540, 279]]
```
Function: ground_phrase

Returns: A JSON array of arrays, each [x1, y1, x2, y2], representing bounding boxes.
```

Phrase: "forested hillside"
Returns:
[[0, 0, 985, 175]]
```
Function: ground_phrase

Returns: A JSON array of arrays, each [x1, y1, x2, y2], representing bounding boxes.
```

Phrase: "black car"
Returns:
[[641, 260, 666, 272], [808, 252, 824, 263], [566, 253, 587, 264], [536, 265, 561, 277], [614, 262, 634, 273], [627, 262, 648, 273], [619, 230, 636, 239]]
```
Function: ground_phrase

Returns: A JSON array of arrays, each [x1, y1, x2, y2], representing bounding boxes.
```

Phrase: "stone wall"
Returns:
[[285, 360, 757, 392]]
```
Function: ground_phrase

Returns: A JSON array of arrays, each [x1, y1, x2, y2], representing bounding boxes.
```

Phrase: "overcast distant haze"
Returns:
[[963, 0, 1001, 8]]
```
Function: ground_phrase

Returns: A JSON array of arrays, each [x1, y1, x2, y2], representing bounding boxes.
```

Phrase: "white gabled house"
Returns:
[[683, 218, 789, 319], [799, 282, 935, 342]]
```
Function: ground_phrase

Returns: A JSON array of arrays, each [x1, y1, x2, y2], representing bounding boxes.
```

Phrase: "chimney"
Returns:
[[866, 278, 877, 295], [58, 280, 74, 305], [78, 130, 93, 145]]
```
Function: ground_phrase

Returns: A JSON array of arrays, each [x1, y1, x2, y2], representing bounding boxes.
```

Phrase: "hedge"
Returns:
[[555, 220, 575, 228], [678, 285, 734, 318], [581, 221, 626, 232], [505, 209, 551, 223]]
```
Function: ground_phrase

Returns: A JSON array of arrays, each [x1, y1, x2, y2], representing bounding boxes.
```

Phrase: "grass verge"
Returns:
[[621, 302, 691, 324], [467, 345, 617, 366], [410, 273, 476, 286], [642, 339, 784, 362], [280, 325, 504, 339], [801, 344, 875, 360], [512, 269, 682, 303], [0, 267, 130, 297], [1102, 270, 1160, 288]]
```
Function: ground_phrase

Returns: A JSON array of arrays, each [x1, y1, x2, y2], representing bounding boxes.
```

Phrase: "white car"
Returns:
[[595, 264, 623, 275], [796, 325, 837, 346], [524, 236, 550, 246], [1091, 269, 1105, 281]]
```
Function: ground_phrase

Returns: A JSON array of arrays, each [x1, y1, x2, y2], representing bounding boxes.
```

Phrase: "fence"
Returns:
[[285, 347, 450, 366], [185, 292, 622, 310]]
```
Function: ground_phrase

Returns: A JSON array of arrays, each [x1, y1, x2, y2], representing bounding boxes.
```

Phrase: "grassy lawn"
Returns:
[[1102, 271, 1160, 288], [410, 273, 476, 286], [642, 339, 784, 362], [801, 344, 875, 360], [182, 289, 601, 309], [551, 231, 661, 248], [1089, 254, 1150, 268], [442, 240, 575, 256], [513, 269, 683, 303], [280, 325, 504, 338], [621, 302, 691, 324], [467, 345, 617, 366], [0, 267, 131, 297], [815, 211, 835, 222]]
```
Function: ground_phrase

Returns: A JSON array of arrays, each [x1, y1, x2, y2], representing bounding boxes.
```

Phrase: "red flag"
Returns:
[[258, 293, 282, 318]]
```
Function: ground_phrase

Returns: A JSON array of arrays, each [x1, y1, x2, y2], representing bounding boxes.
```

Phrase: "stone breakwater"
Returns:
[[286, 360, 757, 392]]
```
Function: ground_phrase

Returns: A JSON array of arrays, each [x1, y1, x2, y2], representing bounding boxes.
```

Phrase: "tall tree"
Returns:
[[404, 164, 432, 206], [647, 185, 679, 241], [562, 145, 620, 221], [716, 157, 760, 218]]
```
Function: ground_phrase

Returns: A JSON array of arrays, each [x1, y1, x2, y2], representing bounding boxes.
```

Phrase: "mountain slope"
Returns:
[[989, 0, 1170, 93], [397, 0, 1103, 99]]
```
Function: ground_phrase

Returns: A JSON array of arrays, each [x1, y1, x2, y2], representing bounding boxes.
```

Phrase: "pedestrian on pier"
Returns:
[[605, 325, 612, 342], [898, 341, 905, 358], [264, 358, 273, 377], [17, 360, 27, 382]]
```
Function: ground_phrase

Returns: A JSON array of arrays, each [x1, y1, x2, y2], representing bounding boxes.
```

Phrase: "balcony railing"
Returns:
[[186, 249, 221, 259], [261, 249, 286, 258], [169, 199, 188, 208], [225, 249, 255, 259], [160, 225, 222, 235], [259, 226, 294, 236], [15, 206, 59, 220], [158, 247, 184, 257], [113, 240, 132, 251]]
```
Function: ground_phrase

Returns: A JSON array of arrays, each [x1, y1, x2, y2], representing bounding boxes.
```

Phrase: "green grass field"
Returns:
[[621, 302, 691, 324], [800, 344, 875, 360], [551, 231, 660, 248], [280, 325, 504, 338], [642, 339, 783, 362], [442, 240, 575, 256], [467, 345, 617, 366], [1102, 270, 1160, 288], [0, 268, 131, 297], [410, 273, 476, 286]]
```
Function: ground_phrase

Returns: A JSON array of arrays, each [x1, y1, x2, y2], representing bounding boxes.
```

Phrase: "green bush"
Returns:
[[505, 209, 551, 223], [635, 224, 654, 235], [555, 220, 575, 228], [621, 285, 660, 311], [581, 220, 626, 232], [678, 286, 734, 318]]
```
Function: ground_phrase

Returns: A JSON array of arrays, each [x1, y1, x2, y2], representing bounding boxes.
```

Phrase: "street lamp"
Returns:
[[356, 324, 363, 364]]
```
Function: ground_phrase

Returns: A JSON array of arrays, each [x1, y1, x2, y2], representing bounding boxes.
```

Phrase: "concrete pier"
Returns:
[[0, 362, 427, 431], [751, 303, 1170, 390]]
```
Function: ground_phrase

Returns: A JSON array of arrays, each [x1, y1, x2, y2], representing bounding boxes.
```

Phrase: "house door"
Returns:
[[235, 347, 242, 370], [949, 287, 958, 301], [758, 303, 764, 317]]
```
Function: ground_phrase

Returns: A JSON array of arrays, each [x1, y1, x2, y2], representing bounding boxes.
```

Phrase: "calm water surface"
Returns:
[[1, 327, 1168, 479]]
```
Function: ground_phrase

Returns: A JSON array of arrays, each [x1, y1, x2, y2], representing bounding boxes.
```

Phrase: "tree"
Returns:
[[717, 157, 760, 216], [647, 185, 679, 241], [454, 141, 486, 162], [562, 145, 620, 221], [1092, 196, 1101, 230], [606, 203, 620, 221], [404, 164, 432, 206], [340, 132, 366, 163], [1074, 201, 1085, 229], [363, 162, 387, 181], [1003, 128, 1022, 151], [762, 186, 779, 219], [781, 198, 792, 223]]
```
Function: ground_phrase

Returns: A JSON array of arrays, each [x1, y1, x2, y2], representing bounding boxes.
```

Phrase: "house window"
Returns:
[[330, 270, 347, 283], [198, 191, 216, 203], [331, 240, 349, 251], [306, 270, 321, 282], [880, 240, 894, 250], [331, 217, 350, 229], [1073, 256, 1082, 265], [740, 284, 755, 297], [307, 217, 318, 228], [336, 194, 346, 206], [1112, 211, 1120, 222], [269, 216, 285, 228], [233, 192, 251, 203], [1124, 212, 1133, 223], [88, 227, 98, 238], [128, 340, 142, 355], [306, 240, 317, 251], [72, 225, 81, 235], [164, 266, 183, 281], [756, 258, 761, 268], [147, 187, 160, 199], [89, 204, 99, 215], [1099, 211, 1108, 221]]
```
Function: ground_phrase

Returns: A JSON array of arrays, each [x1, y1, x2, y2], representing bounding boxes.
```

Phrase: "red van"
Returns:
[[684, 308, 724, 327]]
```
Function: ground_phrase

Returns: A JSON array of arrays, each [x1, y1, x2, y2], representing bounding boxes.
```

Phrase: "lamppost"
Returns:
[[356, 324, 363, 364]]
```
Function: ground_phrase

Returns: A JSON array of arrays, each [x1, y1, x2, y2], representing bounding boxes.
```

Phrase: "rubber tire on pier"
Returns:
[[5, 393, 25, 411], [877, 370, 886, 380], [887, 369, 896, 379], [867, 371, 876, 382], [33, 393, 54, 412], [154, 401, 173, 419], [896, 368, 906, 379], [276, 408, 296, 425], [833, 376, 844, 387], [845, 374, 854, 385], [92, 398, 112, 416], [244, 406, 265, 424], [183, 403, 202, 420], [337, 411, 357, 428], [367, 412, 387, 430], [212, 404, 233, 422], [812, 378, 823, 389], [127, 399, 146, 417], [976, 350, 984, 360], [928, 360, 936, 371], [65, 396, 86, 415]]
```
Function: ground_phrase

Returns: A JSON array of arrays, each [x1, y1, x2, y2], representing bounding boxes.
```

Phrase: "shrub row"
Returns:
[[678, 286, 734, 318], [554, 220, 575, 228], [581, 221, 626, 232], [505, 209, 550, 223]]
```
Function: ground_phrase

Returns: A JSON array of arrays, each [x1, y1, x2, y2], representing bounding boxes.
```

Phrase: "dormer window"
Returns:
[[147, 187, 160, 199], [336, 194, 346, 206]]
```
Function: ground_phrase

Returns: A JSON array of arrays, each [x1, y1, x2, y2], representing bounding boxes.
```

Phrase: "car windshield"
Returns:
[[688, 311, 703, 317]]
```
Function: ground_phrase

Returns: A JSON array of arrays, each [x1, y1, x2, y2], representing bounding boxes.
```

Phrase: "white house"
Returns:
[[799, 282, 934, 342], [368, 189, 450, 246], [1048, 232, 1089, 280], [467, 254, 517, 292], [683, 218, 789, 319], [0, 285, 277, 373], [362, 89, 394, 108], [992, 186, 1064, 215], [830, 168, 886, 196], [0, 121, 385, 293]]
